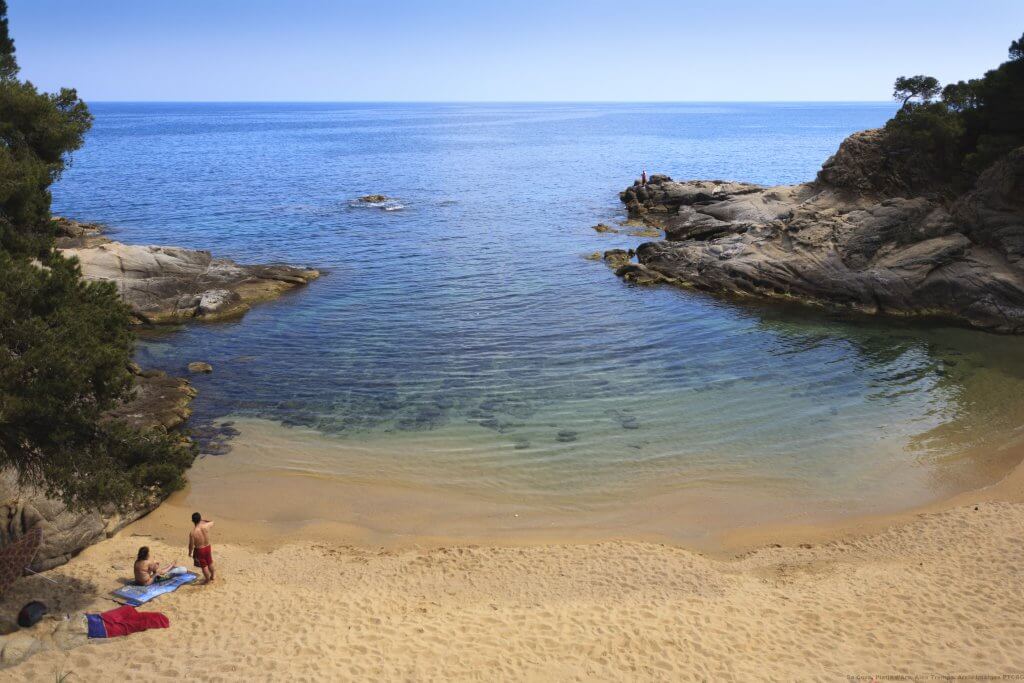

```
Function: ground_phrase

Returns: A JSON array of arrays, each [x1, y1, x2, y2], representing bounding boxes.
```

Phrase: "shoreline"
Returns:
[[3, 461, 1023, 678], [124, 416, 1024, 560]]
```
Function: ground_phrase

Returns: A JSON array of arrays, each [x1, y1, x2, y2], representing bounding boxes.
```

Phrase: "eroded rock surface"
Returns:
[[618, 131, 1024, 332], [56, 222, 320, 324]]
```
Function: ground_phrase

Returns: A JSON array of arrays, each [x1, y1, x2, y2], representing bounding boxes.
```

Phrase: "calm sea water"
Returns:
[[52, 103, 1024, 528]]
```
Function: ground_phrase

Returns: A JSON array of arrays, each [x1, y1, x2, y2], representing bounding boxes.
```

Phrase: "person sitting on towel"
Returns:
[[133, 546, 175, 586]]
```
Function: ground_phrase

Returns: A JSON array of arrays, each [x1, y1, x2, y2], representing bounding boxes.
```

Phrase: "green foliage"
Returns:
[[0, 4, 192, 508], [883, 102, 965, 189], [883, 32, 1024, 192], [893, 75, 941, 107], [0, 1, 15, 80], [1011, 32, 1024, 62]]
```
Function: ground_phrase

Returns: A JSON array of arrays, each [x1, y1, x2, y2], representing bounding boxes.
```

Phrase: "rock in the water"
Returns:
[[51, 217, 107, 248], [358, 194, 388, 203], [556, 430, 578, 443], [602, 249, 633, 269], [106, 369, 197, 432], [617, 134, 1024, 333], [591, 223, 617, 233], [615, 263, 668, 286], [188, 361, 213, 374], [59, 240, 319, 325]]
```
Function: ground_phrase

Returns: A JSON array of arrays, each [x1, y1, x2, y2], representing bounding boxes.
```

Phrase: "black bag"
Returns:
[[16, 601, 47, 628]]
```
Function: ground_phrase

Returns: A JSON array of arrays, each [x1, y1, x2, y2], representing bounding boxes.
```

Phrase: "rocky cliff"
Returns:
[[0, 368, 195, 571], [617, 130, 1024, 333]]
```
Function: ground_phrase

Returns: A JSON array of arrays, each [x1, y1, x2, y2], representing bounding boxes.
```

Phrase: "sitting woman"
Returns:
[[133, 546, 174, 586]]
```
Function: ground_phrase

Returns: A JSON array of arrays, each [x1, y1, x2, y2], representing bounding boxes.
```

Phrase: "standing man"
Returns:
[[188, 512, 216, 583], [641, 167, 648, 186]]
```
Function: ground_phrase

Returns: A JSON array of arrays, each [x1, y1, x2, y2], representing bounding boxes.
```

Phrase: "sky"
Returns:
[[8, 0, 1024, 101]]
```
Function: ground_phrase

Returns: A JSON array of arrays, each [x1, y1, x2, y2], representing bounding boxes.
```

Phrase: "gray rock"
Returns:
[[618, 133, 1024, 333], [187, 361, 214, 374], [60, 240, 319, 324]]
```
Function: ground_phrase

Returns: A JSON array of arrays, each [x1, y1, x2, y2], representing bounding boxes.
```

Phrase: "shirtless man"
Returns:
[[188, 512, 216, 583]]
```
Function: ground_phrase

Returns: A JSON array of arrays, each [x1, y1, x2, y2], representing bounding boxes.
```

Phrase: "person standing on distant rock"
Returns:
[[641, 167, 648, 186], [188, 512, 216, 583]]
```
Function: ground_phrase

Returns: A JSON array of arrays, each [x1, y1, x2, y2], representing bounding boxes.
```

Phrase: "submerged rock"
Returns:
[[188, 361, 213, 374], [618, 132, 1024, 332]]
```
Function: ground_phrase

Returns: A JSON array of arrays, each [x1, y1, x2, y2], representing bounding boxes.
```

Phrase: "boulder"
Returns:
[[602, 249, 633, 269], [51, 217, 107, 248], [187, 361, 214, 374]]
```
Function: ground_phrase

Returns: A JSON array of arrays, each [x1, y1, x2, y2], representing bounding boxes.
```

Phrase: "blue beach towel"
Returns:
[[112, 571, 198, 606]]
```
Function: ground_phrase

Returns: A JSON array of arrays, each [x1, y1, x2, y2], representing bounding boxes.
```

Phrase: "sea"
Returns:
[[51, 102, 1024, 542]]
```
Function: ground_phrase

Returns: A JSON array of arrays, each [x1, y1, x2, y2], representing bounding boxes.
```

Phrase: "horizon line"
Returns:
[[82, 99, 897, 105]]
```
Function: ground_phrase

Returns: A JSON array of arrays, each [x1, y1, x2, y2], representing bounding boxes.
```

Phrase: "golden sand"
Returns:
[[2, 498, 1024, 680], [2, 425, 1023, 680]]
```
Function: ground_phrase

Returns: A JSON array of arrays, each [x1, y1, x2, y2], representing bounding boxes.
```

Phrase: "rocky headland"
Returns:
[[55, 218, 320, 324], [617, 130, 1024, 333]]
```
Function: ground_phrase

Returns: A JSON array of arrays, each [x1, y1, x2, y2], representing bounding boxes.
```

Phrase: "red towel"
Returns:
[[100, 604, 170, 637]]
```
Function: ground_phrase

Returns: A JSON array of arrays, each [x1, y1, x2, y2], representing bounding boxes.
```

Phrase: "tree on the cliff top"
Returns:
[[893, 75, 942, 107], [1010, 32, 1024, 61], [0, 2, 191, 508], [885, 31, 1024, 190]]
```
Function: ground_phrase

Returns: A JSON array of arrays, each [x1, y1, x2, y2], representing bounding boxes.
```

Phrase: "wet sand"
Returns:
[[130, 416, 1024, 556]]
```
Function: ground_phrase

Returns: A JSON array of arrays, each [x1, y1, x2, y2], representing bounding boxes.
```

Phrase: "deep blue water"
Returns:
[[51, 103, 1024, 519]]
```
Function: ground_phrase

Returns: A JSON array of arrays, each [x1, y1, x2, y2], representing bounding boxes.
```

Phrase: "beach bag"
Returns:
[[17, 600, 47, 628]]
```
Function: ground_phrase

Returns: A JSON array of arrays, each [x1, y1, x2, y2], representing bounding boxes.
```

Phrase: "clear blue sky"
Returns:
[[9, 0, 1024, 101]]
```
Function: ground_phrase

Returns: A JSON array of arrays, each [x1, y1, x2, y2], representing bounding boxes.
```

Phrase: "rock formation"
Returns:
[[3, 219, 315, 572], [618, 131, 1024, 333], [56, 220, 320, 324], [1, 367, 196, 571], [2, 219, 320, 571]]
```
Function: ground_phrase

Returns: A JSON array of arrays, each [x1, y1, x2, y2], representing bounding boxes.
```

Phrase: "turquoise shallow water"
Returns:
[[53, 103, 1024, 525]]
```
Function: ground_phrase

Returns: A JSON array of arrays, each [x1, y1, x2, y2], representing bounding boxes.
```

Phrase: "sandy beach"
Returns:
[[2, 446, 1024, 681]]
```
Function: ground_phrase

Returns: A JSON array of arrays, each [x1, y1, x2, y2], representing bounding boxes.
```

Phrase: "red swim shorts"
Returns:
[[193, 545, 213, 568]]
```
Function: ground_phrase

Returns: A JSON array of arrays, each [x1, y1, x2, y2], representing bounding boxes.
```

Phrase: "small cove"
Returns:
[[53, 102, 1024, 542]]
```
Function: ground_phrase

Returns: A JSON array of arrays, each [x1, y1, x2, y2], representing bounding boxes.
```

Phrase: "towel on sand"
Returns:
[[112, 570, 198, 606], [87, 605, 169, 638]]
